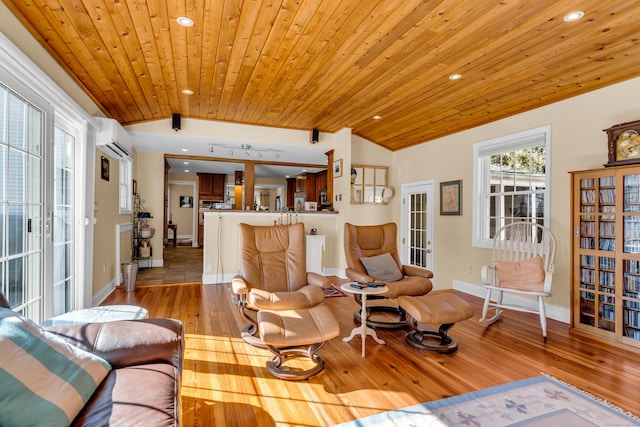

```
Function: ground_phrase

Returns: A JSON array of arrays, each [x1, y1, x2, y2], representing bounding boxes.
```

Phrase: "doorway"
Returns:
[[400, 180, 435, 274]]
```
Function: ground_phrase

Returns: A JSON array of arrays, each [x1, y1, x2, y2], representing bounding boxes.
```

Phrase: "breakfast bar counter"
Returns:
[[201, 210, 339, 284]]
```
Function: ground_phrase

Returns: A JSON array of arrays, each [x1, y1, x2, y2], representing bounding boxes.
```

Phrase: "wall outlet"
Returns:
[[466, 264, 472, 273]]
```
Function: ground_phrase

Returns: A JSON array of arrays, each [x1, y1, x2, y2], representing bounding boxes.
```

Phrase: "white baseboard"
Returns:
[[452, 280, 570, 324], [203, 273, 235, 285], [92, 279, 117, 306]]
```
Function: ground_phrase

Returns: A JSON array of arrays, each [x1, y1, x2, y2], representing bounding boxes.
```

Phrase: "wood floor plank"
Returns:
[[102, 283, 640, 426]]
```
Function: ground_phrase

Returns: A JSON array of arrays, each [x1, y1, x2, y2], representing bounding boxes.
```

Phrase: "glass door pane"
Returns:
[[405, 183, 433, 271], [0, 84, 44, 321], [598, 176, 615, 251], [53, 126, 74, 316]]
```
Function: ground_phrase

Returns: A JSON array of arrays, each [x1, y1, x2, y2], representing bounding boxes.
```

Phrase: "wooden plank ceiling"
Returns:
[[4, 0, 640, 150]]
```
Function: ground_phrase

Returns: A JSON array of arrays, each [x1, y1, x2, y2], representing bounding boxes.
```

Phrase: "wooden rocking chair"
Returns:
[[480, 221, 557, 338]]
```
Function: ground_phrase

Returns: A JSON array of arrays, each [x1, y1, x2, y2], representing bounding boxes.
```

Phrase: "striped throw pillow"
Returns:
[[0, 308, 111, 427]]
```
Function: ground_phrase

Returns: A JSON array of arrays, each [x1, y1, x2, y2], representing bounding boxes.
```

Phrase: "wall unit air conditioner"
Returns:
[[94, 117, 132, 159]]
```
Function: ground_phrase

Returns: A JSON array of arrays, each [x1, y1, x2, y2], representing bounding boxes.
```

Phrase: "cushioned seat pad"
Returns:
[[259, 306, 340, 347], [71, 364, 178, 427], [249, 285, 325, 310], [398, 293, 473, 324]]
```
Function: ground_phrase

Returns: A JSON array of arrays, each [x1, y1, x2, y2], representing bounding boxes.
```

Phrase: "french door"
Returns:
[[400, 180, 435, 273], [52, 123, 77, 316], [0, 83, 78, 322], [0, 83, 46, 321]]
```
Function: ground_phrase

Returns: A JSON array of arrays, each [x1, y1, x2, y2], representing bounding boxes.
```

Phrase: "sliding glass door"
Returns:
[[0, 84, 80, 322], [52, 125, 76, 316]]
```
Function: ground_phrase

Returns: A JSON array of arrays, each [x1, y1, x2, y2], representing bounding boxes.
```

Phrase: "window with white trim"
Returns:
[[119, 157, 132, 214], [472, 125, 551, 248]]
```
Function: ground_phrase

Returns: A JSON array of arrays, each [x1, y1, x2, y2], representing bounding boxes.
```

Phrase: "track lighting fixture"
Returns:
[[207, 143, 283, 160]]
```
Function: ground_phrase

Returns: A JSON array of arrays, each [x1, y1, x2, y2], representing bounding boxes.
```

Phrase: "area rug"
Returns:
[[324, 285, 347, 297], [335, 375, 640, 427]]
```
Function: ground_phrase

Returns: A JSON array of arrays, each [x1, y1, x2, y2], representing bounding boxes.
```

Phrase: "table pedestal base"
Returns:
[[341, 291, 386, 357], [343, 324, 385, 357]]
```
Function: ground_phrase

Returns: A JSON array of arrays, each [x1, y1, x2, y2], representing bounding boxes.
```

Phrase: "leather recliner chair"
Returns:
[[344, 222, 434, 328], [232, 222, 330, 347]]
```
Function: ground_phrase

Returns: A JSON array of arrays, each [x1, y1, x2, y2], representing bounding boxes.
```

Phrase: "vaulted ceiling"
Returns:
[[5, 0, 640, 151]]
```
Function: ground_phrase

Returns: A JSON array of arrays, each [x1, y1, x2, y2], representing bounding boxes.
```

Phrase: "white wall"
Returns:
[[392, 76, 640, 318]]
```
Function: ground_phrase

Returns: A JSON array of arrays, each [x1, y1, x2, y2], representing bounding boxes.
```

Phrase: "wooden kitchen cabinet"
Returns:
[[198, 173, 225, 201]]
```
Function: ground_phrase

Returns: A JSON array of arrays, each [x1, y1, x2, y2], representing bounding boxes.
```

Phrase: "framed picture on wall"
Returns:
[[101, 156, 109, 181], [333, 159, 343, 178], [180, 196, 193, 208], [440, 180, 462, 215]]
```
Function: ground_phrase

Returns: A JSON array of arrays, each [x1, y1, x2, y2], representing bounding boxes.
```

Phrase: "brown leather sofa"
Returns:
[[0, 293, 183, 426]]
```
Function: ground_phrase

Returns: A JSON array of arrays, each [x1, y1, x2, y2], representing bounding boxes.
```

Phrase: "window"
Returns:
[[473, 125, 551, 248], [119, 157, 132, 214]]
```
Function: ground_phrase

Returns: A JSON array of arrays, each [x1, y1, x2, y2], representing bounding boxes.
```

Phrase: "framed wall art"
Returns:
[[440, 180, 462, 215], [100, 156, 109, 181], [179, 196, 193, 208], [333, 159, 343, 178]]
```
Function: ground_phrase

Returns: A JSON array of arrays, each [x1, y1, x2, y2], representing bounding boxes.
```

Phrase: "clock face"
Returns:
[[616, 130, 640, 160]]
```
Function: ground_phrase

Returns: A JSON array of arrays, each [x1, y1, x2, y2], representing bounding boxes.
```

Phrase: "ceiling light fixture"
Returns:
[[184, 169, 190, 173], [449, 73, 462, 80], [182, 89, 194, 95], [181, 148, 188, 152], [177, 16, 194, 27], [563, 11, 585, 22], [207, 143, 283, 160], [183, 161, 189, 165]]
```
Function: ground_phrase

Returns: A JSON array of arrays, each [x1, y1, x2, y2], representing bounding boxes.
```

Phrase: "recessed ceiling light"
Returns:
[[183, 161, 189, 165], [184, 169, 190, 173], [449, 73, 462, 80], [177, 16, 194, 27], [182, 89, 194, 95], [563, 11, 584, 22], [285, 175, 290, 178], [372, 115, 382, 120], [181, 148, 188, 152]]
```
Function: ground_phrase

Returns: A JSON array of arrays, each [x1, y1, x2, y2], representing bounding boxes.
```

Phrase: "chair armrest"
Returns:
[[401, 265, 434, 279], [232, 274, 249, 295], [307, 272, 331, 287], [44, 318, 183, 370], [345, 268, 373, 283], [481, 264, 497, 286]]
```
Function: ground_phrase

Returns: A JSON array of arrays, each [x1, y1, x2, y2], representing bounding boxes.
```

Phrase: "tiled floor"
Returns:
[[135, 245, 203, 285]]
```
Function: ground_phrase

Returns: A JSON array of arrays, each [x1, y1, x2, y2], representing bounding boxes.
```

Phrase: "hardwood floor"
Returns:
[[102, 283, 640, 426], [135, 245, 203, 285]]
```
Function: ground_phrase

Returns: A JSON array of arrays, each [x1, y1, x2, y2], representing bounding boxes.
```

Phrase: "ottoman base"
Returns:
[[259, 305, 339, 381], [398, 293, 473, 353]]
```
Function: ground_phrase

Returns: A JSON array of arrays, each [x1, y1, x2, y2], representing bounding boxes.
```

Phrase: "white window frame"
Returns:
[[472, 125, 552, 248], [119, 157, 132, 214]]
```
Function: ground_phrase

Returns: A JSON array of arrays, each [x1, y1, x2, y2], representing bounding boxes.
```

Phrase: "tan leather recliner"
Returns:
[[232, 222, 329, 346], [344, 222, 434, 328]]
